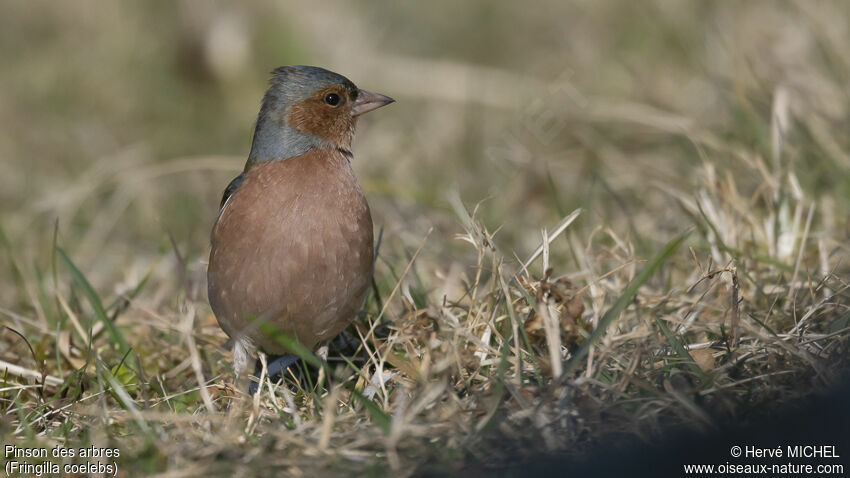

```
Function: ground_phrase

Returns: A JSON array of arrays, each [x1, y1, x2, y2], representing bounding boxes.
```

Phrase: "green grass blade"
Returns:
[[563, 230, 690, 376], [747, 312, 779, 337], [512, 285, 545, 385], [827, 310, 850, 334], [107, 270, 151, 318], [350, 388, 391, 433], [476, 274, 515, 433], [57, 247, 131, 355], [653, 316, 708, 379], [258, 323, 323, 368], [259, 322, 393, 432]]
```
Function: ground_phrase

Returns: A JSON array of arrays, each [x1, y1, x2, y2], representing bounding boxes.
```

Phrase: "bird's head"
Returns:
[[247, 65, 394, 168]]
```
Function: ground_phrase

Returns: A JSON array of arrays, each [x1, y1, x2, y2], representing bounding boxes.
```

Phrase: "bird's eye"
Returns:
[[324, 93, 341, 106]]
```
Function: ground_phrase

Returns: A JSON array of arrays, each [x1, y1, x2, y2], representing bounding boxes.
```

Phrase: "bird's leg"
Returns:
[[315, 343, 329, 390], [232, 337, 256, 377], [248, 354, 299, 395], [252, 352, 269, 400], [232, 337, 258, 394], [266, 354, 300, 378], [316, 344, 329, 362]]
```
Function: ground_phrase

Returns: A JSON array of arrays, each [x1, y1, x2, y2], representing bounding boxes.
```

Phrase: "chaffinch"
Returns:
[[207, 66, 393, 391]]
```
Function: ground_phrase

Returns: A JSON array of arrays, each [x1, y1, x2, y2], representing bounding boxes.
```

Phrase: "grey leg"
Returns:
[[248, 354, 300, 395]]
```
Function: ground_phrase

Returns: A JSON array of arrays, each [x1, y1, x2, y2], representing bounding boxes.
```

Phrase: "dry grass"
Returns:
[[1, 1, 849, 476]]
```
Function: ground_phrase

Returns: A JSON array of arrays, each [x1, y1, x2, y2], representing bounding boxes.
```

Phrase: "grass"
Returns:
[[1, 1, 849, 476]]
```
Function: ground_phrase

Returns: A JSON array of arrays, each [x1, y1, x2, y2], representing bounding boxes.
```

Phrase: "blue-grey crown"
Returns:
[[246, 66, 357, 167], [269, 66, 357, 101]]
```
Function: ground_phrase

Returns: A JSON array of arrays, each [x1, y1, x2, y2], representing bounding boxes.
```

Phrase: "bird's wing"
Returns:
[[219, 173, 245, 212]]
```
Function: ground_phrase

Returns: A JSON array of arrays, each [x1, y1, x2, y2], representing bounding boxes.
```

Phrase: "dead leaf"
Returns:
[[690, 348, 715, 372]]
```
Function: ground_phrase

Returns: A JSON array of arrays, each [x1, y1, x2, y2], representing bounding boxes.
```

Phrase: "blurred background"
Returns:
[[1, 0, 848, 337]]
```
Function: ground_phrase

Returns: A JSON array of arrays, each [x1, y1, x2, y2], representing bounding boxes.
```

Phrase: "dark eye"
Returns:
[[324, 93, 340, 106]]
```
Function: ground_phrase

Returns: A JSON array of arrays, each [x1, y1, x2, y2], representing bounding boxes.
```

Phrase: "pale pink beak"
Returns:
[[351, 89, 395, 117]]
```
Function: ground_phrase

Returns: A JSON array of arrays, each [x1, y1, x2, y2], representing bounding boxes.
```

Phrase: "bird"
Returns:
[[207, 65, 394, 391]]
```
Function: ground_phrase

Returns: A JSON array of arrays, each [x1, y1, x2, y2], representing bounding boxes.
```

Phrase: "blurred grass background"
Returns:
[[1, 1, 849, 476], [3, 0, 846, 291]]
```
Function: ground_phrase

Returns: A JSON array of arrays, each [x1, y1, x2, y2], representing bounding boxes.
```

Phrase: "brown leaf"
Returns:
[[690, 348, 716, 372]]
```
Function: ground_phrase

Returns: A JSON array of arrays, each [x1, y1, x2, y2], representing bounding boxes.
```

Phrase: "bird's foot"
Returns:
[[247, 354, 300, 395]]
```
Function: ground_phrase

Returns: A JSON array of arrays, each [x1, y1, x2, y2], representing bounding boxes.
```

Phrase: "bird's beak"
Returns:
[[351, 89, 395, 117]]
